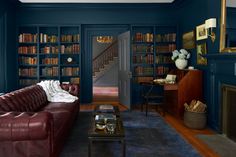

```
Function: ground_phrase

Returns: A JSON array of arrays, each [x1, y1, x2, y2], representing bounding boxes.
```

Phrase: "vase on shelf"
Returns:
[[175, 58, 188, 70]]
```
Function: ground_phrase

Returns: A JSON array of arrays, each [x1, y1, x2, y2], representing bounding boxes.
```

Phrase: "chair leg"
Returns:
[[145, 100, 148, 117]]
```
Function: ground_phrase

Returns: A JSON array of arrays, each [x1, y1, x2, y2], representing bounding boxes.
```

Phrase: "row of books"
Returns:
[[19, 68, 37, 77], [134, 77, 153, 83], [70, 77, 80, 84], [19, 79, 38, 86], [133, 54, 154, 64], [19, 33, 37, 43], [19, 57, 37, 65], [61, 44, 80, 54], [156, 44, 176, 53], [41, 58, 58, 65], [61, 34, 80, 43], [61, 67, 80, 76], [156, 33, 176, 42], [41, 67, 59, 76], [133, 33, 154, 42], [132, 45, 154, 53], [134, 66, 153, 75], [40, 46, 59, 54], [40, 33, 58, 43], [156, 66, 170, 75], [155, 56, 173, 64], [18, 46, 37, 54]]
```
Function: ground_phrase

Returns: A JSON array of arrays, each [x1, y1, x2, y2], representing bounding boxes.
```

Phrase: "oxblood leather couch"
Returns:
[[0, 84, 80, 157]]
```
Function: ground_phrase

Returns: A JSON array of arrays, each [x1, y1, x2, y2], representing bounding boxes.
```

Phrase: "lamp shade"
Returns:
[[205, 18, 216, 29]]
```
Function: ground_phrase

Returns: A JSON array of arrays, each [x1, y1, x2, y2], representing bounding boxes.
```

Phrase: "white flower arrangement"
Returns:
[[171, 49, 191, 61]]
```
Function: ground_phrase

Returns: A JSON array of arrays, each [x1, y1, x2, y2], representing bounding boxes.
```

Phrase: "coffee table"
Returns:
[[88, 106, 125, 157]]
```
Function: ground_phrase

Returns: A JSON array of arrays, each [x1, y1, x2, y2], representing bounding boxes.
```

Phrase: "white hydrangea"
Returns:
[[180, 49, 188, 55], [171, 49, 190, 61], [179, 53, 186, 59]]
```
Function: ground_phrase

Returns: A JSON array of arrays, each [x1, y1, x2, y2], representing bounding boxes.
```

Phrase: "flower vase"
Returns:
[[175, 59, 188, 70]]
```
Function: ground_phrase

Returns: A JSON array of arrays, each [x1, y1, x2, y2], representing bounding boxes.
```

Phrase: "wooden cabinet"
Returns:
[[164, 69, 203, 118]]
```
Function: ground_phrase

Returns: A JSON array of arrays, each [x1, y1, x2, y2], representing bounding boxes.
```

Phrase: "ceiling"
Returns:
[[18, 0, 175, 3]]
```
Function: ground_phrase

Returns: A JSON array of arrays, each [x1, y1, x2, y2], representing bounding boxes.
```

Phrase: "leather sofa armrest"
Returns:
[[61, 84, 79, 97], [0, 111, 53, 141]]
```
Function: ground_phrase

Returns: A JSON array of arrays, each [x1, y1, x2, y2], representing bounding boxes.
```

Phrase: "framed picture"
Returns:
[[196, 43, 207, 65], [196, 24, 208, 41], [182, 31, 195, 49]]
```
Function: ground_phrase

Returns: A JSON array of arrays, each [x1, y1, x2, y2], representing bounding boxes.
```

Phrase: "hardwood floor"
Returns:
[[80, 102, 219, 157]]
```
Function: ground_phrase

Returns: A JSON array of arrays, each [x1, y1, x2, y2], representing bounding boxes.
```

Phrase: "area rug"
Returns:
[[60, 111, 201, 157], [196, 134, 236, 157]]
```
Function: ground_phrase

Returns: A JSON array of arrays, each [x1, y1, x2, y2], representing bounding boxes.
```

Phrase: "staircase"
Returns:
[[93, 41, 118, 82]]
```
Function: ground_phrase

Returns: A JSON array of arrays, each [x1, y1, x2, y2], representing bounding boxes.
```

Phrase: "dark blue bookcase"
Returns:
[[131, 25, 177, 104], [18, 25, 81, 88]]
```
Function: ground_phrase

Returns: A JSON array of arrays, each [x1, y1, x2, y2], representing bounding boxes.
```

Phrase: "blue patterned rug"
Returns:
[[60, 111, 201, 157]]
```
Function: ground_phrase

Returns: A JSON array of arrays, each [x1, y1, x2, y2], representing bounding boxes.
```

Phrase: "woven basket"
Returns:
[[183, 110, 206, 129]]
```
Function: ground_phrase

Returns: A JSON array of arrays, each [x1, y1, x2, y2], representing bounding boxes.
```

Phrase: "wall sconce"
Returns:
[[205, 18, 217, 42]]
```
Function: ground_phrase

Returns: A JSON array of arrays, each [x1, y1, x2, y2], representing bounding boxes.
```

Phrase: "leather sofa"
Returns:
[[0, 84, 80, 157]]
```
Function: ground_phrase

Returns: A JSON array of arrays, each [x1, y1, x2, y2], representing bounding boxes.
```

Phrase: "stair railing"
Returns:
[[93, 40, 118, 75]]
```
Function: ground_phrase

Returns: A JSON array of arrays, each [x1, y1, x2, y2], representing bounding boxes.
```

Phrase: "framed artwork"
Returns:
[[196, 24, 208, 40], [196, 43, 207, 65], [182, 31, 195, 49]]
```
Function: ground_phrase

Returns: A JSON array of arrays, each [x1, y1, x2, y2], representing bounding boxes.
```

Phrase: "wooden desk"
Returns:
[[164, 69, 203, 119]]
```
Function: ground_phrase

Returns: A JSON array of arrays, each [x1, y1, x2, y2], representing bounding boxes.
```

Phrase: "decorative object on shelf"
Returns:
[[205, 18, 217, 43], [182, 31, 195, 50], [171, 49, 190, 70], [197, 43, 207, 65], [196, 24, 208, 41], [67, 57, 73, 63], [96, 36, 113, 43]]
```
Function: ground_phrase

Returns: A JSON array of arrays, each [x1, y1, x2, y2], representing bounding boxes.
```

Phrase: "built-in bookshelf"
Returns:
[[18, 26, 81, 87], [132, 25, 177, 84], [131, 25, 177, 104]]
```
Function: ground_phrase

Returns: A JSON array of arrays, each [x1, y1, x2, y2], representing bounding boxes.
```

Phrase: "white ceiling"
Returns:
[[19, 0, 175, 3], [227, 0, 236, 8]]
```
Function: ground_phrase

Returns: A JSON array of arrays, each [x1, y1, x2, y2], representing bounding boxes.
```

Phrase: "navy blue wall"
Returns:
[[178, 0, 236, 132], [0, 0, 17, 93]]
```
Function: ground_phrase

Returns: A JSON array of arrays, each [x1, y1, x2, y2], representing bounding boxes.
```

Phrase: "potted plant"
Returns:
[[171, 49, 190, 70]]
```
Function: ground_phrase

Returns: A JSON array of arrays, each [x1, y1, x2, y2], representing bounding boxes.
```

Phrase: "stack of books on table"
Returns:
[[97, 104, 115, 113]]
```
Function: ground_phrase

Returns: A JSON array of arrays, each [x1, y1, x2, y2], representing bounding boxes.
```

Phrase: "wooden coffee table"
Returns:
[[88, 106, 125, 157]]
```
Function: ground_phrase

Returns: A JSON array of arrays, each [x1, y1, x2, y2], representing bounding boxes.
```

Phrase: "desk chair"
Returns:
[[140, 82, 165, 117]]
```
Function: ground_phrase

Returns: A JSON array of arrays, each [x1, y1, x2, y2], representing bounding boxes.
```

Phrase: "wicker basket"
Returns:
[[183, 110, 206, 129]]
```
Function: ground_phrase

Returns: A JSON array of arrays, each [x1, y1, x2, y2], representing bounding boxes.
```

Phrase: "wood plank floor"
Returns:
[[80, 102, 219, 157]]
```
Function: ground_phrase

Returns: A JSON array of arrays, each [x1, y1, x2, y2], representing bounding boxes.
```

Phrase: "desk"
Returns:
[[164, 69, 203, 118]]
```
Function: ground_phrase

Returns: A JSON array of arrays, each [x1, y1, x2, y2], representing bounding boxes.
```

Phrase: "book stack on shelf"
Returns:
[[133, 54, 154, 64], [155, 33, 176, 42], [156, 66, 170, 75], [40, 33, 58, 43], [18, 46, 37, 54], [132, 44, 154, 53], [19, 33, 37, 43], [41, 58, 58, 65], [61, 67, 79, 76], [61, 44, 80, 54], [155, 55, 172, 64], [41, 67, 58, 77], [61, 34, 80, 43], [133, 32, 154, 42], [40, 46, 59, 54], [19, 68, 37, 77], [134, 66, 153, 76], [19, 57, 37, 65]]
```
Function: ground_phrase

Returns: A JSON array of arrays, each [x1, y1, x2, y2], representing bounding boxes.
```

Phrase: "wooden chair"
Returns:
[[140, 81, 165, 116]]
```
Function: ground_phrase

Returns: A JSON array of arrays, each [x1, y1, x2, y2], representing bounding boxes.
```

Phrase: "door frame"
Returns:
[[81, 24, 130, 103]]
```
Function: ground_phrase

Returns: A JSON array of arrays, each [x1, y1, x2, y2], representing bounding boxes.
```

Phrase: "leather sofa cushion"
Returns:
[[0, 85, 47, 112]]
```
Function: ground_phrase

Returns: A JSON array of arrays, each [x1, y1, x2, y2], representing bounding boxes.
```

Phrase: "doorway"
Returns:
[[92, 35, 119, 102], [81, 25, 131, 108]]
